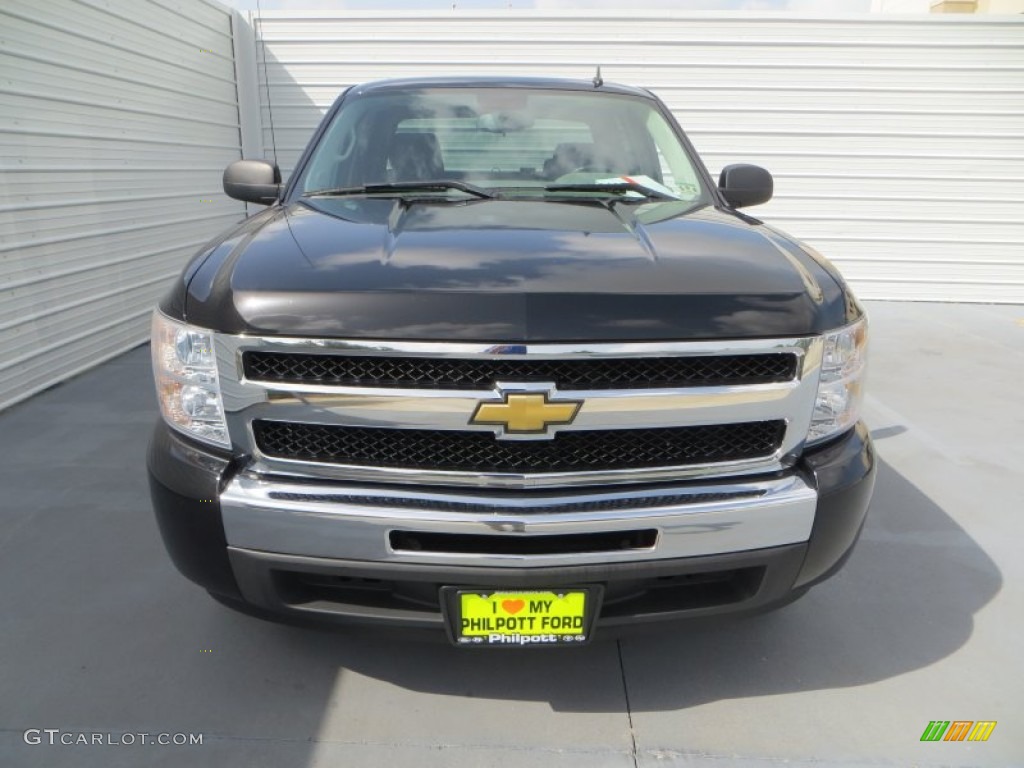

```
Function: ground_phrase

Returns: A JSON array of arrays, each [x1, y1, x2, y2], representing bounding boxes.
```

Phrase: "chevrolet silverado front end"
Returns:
[[148, 77, 874, 646]]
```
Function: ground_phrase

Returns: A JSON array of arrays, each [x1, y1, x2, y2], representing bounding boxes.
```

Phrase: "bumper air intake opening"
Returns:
[[600, 566, 764, 617], [270, 565, 765, 616], [388, 529, 658, 556]]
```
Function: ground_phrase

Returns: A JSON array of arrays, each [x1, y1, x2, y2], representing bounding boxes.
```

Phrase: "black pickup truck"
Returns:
[[148, 77, 874, 647]]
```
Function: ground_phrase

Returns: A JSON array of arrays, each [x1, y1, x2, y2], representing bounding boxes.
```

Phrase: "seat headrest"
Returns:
[[389, 133, 444, 181], [554, 143, 597, 166]]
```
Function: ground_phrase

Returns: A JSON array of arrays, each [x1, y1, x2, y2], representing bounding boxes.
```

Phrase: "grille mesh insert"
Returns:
[[253, 420, 785, 474], [243, 351, 797, 390]]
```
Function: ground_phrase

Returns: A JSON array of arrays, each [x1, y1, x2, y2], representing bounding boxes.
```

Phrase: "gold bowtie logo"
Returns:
[[471, 392, 582, 436]]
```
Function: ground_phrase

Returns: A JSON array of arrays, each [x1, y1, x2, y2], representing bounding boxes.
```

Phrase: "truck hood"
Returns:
[[181, 198, 855, 341]]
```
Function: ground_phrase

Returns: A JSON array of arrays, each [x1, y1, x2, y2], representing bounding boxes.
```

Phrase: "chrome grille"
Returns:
[[253, 420, 786, 474], [218, 334, 820, 488]]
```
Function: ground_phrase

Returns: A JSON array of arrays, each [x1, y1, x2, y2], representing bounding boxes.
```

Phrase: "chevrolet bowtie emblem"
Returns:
[[470, 391, 582, 437]]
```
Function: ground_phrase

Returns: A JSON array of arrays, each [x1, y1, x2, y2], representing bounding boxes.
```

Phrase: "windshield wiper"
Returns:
[[544, 178, 680, 201], [303, 181, 496, 200]]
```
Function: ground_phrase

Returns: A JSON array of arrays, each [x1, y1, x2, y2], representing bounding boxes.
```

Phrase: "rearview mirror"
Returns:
[[223, 160, 281, 205], [477, 111, 534, 133], [718, 164, 773, 208]]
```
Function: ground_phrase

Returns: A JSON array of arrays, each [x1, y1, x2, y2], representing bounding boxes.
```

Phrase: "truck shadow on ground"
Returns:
[[236, 456, 1001, 714]]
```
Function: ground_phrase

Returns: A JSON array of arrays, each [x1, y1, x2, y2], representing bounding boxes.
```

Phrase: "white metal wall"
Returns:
[[0, 0, 245, 411], [1, 8, 1020, 413], [249, 11, 1024, 304]]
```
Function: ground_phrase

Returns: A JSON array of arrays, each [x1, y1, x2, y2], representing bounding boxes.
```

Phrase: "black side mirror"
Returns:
[[223, 160, 281, 205], [718, 164, 773, 208]]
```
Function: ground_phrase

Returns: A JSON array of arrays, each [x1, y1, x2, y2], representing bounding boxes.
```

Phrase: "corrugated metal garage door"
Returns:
[[0, 0, 245, 411], [248, 11, 1024, 304]]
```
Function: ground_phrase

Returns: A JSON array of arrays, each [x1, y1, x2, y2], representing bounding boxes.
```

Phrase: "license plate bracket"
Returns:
[[440, 586, 602, 648]]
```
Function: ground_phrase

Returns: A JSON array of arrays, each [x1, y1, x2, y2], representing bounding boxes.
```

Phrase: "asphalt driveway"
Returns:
[[0, 301, 1020, 767]]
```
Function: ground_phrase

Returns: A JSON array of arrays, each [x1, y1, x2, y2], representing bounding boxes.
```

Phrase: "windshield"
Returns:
[[295, 87, 710, 203]]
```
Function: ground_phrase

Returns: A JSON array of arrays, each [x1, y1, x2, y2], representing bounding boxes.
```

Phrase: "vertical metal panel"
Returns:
[[250, 11, 1024, 303], [0, 0, 246, 411]]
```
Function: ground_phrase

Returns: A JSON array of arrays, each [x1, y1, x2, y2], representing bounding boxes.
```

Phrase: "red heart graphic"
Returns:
[[502, 599, 525, 615]]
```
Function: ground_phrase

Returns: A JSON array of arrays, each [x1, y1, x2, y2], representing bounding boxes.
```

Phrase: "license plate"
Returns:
[[441, 588, 598, 647]]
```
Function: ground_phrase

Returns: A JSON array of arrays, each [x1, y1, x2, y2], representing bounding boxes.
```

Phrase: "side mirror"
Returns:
[[718, 164, 773, 208], [223, 160, 281, 205]]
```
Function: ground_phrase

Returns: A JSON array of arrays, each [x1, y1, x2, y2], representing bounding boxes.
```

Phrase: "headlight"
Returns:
[[807, 316, 868, 445], [151, 312, 230, 448]]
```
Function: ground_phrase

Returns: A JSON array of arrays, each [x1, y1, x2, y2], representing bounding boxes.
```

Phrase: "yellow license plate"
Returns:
[[450, 589, 592, 647]]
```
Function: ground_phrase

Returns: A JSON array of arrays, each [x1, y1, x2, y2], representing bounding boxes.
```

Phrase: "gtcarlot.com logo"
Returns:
[[24, 729, 203, 746], [920, 721, 997, 742]]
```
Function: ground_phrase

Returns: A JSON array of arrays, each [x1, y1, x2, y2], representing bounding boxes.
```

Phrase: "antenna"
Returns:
[[592, 65, 603, 89], [255, 0, 278, 167]]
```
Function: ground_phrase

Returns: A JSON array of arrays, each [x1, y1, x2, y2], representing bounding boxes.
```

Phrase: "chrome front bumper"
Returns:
[[220, 472, 818, 568], [150, 419, 874, 627]]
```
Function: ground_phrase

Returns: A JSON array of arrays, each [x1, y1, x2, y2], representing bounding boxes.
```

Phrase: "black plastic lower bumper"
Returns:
[[147, 424, 241, 599], [147, 420, 875, 628], [225, 542, 810, 630]]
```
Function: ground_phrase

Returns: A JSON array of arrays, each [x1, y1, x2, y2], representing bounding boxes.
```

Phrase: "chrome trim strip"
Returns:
[[224, 335, 818, 360], [242, 453, 793, 490], [220, 473, 818, 568], [215, 334, 823, 488], [246, 382, 799, 434]]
